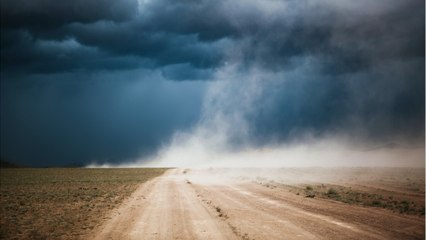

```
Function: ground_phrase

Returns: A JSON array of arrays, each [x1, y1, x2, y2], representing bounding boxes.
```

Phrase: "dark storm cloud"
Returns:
[[0, 71, 207, 166], [0, 0, 137, 29], [247, 57, 425, 147], [67, 22, 226, 69], [0, 0, 424, 166], [161, 63, 214, 81], [2, 0, 424, 75], [1, 29, 149, 74]]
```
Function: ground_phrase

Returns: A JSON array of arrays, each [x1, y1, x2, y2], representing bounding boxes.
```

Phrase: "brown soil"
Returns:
[[0, 168, 167, 239], [90, 168, 425, 240]]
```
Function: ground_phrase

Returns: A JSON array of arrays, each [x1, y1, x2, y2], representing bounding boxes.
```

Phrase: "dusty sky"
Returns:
[[1, 0, 424, 167]]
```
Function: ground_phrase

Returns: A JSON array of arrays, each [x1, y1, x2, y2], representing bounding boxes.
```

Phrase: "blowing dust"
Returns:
[[88, 62, 424, 169]]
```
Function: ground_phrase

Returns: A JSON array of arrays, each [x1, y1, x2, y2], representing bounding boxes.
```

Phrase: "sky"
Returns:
[[1, 0, 424, 167]]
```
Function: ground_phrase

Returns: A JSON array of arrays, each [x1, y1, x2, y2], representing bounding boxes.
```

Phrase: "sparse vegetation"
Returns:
[[250, 168, 424, 217], [0, 168, 167, 239], [215, 206, 228, 218], [327, 188, 338, 196], [289, 183, 424, 215], [258, 180, 276, 189], [305, 185, 316, 198]]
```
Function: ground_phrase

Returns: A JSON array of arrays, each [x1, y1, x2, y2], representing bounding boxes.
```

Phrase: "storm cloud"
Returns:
[[1, 0, 424, 166]]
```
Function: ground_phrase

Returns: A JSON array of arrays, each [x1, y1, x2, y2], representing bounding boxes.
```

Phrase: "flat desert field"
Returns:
[[1, 168, 424, 239], [0, 168, 167, 239]]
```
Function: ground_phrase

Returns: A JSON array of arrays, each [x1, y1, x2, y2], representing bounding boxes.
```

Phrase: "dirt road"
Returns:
[[91, 169, 425, 240]]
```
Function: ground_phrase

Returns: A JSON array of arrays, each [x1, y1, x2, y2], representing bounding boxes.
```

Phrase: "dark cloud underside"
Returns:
[[1, 0, 424, 166]]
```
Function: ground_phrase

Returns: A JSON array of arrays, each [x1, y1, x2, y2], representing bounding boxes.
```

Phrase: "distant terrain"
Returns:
[[0, 161, 22, 168]]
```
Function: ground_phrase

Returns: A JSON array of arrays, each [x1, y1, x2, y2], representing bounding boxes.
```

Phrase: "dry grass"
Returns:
[[280, 181, 425, 215], [0, 168, 167, 239], [257, 168, 425, 216], [305, 184, 425, 215]]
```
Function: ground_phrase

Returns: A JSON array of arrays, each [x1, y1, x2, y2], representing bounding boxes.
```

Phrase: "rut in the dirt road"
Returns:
[[91, 169, 236, 240], [90, 169, 425, 240]]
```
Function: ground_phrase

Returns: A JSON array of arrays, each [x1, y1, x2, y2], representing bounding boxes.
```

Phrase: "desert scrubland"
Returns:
[[0, 168, 166, 239], [1, 167, 424, 240], [92, 168, 424, 240]]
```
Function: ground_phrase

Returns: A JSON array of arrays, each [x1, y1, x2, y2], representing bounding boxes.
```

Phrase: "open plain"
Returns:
[[92, 168, 424, 240], [1, 167, 424, 239], [0, 168, 167, 239]]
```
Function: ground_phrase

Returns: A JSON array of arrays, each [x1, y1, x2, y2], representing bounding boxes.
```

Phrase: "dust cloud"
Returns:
[[87, 64, 424, 169]]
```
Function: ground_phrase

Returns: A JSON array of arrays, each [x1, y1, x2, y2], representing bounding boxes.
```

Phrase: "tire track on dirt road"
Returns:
[[91, 169, 236, 240], [90, 169, 424, 240]]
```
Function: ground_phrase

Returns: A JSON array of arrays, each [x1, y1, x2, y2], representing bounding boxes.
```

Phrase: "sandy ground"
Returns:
[[90, 169, 424, 240]]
